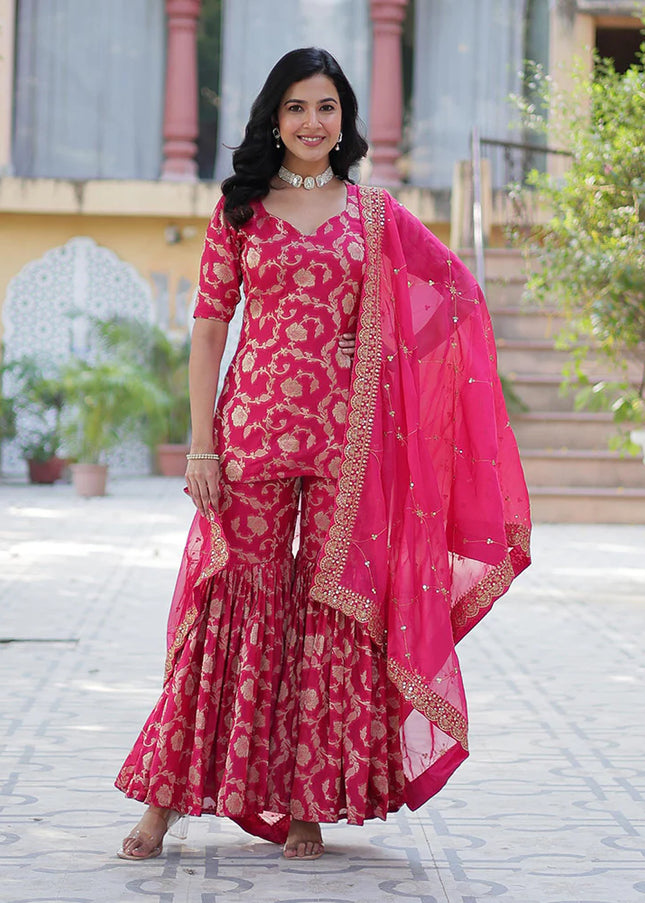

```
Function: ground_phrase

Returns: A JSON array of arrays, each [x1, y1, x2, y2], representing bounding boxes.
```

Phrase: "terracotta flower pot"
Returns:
[[28, 456, 67, 484], [70, 463, 108, 497], [156, 443, 190, 477]]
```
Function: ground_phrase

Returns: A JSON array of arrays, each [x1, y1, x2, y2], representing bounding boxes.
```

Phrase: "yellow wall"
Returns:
[[0, 178, 457, 347], [0, 211, 211, 342]]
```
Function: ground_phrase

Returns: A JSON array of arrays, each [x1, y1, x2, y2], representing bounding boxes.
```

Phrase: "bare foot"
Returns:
[[283, 818, 324, 860], [118, 806, 174, 860]]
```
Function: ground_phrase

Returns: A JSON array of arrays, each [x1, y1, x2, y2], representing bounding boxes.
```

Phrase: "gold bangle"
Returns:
[[186, 453, 220, 460]]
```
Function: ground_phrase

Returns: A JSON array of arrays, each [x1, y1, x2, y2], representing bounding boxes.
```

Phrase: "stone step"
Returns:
[[491, 307, 566, 341], [482, 276, 527, 310], [475, 249, 645, 524], [512, 412, 616, 450], [458, 248, 529, 279], [507, 373, 639, 414], [508, 375, 574, 412], [529, 486, 645, 524], [522, 449, 645, 489], [497, 339, 577, 375], [496, 339, 642, 380]]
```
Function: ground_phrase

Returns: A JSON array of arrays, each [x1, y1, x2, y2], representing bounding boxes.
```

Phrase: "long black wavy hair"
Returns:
[[221, 47, 368, 227]]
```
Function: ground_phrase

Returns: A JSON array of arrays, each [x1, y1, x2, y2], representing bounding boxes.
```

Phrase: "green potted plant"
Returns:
[[0, 347, 19, 464], [10, 359, 67, 483], [0, 392, 17, 476], [21, 430, 66, 484], [150, 330, 191, 476], [60, 354, 168, 497], [96, 317, 192, 476], [1, 352, 65, 482]]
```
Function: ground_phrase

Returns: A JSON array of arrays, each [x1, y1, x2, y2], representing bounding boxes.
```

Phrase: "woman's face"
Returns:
[[276, 73, 342, 173]]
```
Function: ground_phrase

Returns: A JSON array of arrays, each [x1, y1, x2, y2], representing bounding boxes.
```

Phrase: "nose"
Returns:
[[304, 107, 320, 128]]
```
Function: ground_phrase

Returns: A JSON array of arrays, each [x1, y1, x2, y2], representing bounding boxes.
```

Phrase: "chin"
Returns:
[[295, 153, 329, 164], [285, 144, 332, 163]]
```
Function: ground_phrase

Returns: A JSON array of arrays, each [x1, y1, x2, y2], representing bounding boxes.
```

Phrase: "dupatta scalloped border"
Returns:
[[196, 512, 230, 585], [451, 521, 531, 641], [164, 604, 199, 683], [387, 658, 469, 750]]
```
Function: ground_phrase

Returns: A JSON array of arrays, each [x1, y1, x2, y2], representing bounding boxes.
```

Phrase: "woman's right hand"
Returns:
[[185, 456, 221, 518]]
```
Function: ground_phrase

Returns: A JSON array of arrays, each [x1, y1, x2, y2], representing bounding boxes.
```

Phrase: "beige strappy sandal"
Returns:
[[117, 807, 188, 861]]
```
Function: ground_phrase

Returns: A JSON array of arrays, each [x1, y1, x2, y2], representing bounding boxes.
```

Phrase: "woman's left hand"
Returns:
[[339, 332, 356, 359]]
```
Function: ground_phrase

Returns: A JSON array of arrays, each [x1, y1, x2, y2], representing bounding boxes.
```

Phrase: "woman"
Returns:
[[116, 47, 531, 862]]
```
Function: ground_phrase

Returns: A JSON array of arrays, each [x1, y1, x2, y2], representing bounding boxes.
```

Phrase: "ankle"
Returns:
[[145, 806, 172, 823], [147, 806, 183, 829]]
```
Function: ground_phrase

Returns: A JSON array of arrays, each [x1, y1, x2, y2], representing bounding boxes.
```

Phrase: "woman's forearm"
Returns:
[[188, 318, 229, 451]]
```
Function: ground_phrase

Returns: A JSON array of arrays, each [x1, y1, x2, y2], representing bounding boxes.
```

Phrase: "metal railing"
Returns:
[[470, 129, 573, 292]]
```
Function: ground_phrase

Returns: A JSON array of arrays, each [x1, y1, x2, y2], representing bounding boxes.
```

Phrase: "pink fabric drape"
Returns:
[[309, 188, 530, 808], [165, 187, 531, 825]]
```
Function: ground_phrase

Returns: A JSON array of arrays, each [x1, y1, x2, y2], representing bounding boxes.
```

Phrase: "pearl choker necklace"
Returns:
[[278, 164, 335, 190]]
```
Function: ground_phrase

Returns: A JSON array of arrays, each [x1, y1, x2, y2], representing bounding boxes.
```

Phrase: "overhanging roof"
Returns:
[[577, 1, 641, 13]]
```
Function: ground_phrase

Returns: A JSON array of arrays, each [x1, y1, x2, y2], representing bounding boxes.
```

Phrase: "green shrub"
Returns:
[[512, 45, 645, 450]]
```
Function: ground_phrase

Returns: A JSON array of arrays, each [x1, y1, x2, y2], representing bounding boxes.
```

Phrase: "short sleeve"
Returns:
[[193, 196, 242, 322]]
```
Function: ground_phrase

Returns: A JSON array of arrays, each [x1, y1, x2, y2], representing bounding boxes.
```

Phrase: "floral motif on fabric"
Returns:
[[194, 184, 365, 482], [116, 474, 405, 825], [119, 184, 533, 834]]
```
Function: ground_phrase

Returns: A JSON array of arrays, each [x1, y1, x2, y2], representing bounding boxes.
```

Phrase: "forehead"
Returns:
[[281, 73, 339, 102]]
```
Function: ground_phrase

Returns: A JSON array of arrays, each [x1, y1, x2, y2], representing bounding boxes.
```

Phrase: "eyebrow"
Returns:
[[283, 96, 338, 105]]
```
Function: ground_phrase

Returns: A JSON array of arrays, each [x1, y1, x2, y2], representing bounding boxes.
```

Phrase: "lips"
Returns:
[[298, 136, 326, 145]]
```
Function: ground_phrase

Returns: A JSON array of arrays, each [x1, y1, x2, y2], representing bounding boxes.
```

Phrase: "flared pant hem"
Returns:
[[115, 556, 406, 835]]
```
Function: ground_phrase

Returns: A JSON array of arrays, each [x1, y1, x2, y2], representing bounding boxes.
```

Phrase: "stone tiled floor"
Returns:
[[0, 476, 644, 903]]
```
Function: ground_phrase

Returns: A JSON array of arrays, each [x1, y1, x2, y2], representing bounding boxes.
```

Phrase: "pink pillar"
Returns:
[[368, 0, 408, 186], [161, 0, 201, 180]]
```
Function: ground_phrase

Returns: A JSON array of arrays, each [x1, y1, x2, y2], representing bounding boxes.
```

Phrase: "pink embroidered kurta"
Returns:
[[195, 183, 365, 482]]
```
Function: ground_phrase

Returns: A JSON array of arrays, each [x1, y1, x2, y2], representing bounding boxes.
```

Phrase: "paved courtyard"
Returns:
[[0, 475, 643, 903]]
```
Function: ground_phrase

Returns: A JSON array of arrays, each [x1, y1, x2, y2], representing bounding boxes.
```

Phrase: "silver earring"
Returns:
[[335, 131, 343, 151], [272, 127, 281, 148]]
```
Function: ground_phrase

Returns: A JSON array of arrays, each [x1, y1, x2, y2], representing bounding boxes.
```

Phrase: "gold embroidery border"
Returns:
[[451, 522, 531, 634], [164, 602, 199, 683], [196, 512, 230, 585], [509, 521, 531, 556], [163, 513, 229, 683], [309, 186, 385, 645], [387, 658, 469, 750]]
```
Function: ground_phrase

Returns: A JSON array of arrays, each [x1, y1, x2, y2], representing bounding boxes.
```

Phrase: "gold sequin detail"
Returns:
[[451, 523, 531, 633], [387, 658, 469, 750]]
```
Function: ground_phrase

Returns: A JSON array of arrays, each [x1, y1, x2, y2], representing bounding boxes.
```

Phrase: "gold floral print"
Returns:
[[117, 472, 405, 824], [194, 185, 366, 483]]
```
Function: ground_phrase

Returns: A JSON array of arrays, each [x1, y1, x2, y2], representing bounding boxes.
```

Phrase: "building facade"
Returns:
[[0, 0, 642, 470]]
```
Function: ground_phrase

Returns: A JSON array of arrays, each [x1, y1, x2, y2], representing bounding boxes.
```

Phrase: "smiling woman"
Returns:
[[114, 46, 531, 868], [278, 74, 342, 159], [267, 74, 346, 234]]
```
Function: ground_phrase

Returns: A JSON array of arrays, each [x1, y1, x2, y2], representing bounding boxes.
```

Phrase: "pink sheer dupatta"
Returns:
[[310, 187, 531, 808]]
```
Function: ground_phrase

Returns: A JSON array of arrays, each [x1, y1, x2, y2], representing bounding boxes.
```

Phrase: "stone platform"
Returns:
[[1, 477, 643, 903]]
